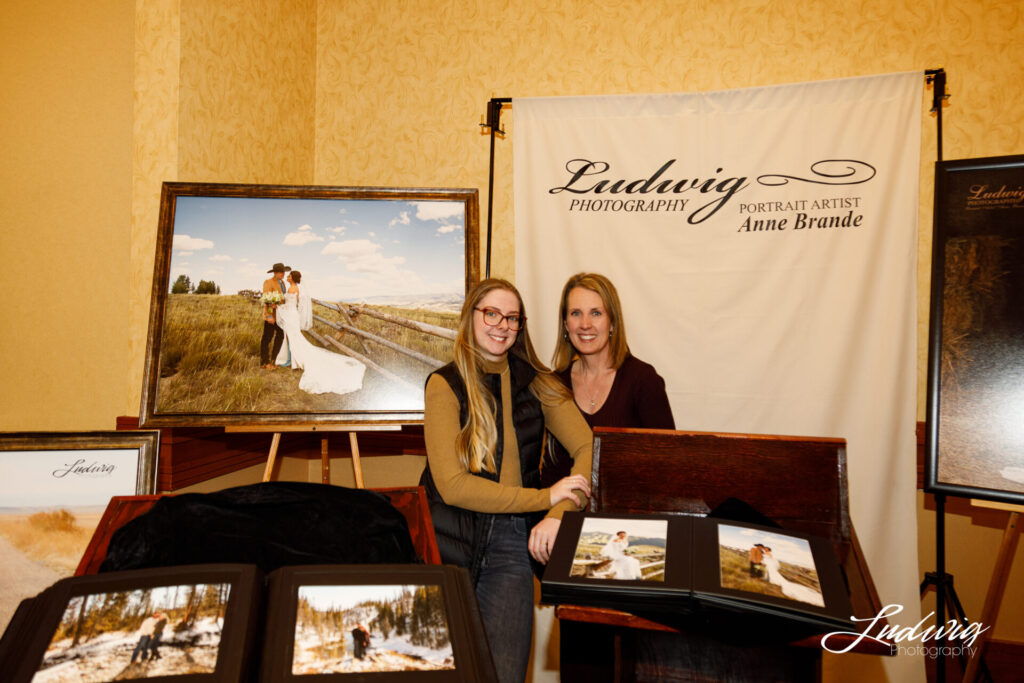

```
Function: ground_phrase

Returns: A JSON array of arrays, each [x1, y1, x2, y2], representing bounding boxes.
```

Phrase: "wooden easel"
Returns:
[[962, 499, 1022, 683], [226, 425, 400, 488]]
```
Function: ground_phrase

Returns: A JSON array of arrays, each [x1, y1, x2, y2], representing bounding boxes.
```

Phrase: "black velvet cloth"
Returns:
[[99, 482, 419, 574]]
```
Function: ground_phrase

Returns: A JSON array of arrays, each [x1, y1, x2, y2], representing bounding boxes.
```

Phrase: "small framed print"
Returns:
[[0, 431, 159, 632]]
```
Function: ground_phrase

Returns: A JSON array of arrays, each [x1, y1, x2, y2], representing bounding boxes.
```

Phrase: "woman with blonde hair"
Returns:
[[543, 273, 674, 486], [420, 278, 592, 683]]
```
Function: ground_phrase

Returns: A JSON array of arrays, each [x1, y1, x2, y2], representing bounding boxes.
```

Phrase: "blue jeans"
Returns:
[[130, 635, 150, 663], [474, 515, 534, 683]]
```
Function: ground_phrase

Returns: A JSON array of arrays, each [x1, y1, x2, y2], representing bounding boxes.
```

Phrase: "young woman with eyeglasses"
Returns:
[[420, 278, 592, 683]]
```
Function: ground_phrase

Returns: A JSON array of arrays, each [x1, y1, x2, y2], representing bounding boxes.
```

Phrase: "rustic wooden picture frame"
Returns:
[[139, 182, 479, 427]]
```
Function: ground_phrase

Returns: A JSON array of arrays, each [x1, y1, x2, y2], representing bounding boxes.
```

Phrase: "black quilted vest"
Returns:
[[420, 353, 545, 583]]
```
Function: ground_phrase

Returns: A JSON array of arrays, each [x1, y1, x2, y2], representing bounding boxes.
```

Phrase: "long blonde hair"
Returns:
[[454, 278, 568, 474], [552, 272, 630, 372]]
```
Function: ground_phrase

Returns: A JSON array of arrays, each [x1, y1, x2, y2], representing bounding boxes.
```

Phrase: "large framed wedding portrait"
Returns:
[[140, 182, 480, 427]]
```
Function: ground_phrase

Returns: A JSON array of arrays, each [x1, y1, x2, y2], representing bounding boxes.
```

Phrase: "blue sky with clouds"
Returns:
[[168, 196, 466, 300]]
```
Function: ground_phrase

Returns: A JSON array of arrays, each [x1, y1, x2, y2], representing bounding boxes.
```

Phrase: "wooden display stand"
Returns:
[[115, 416, 427, 492], [961, 500, 1021, 683], [224, 424, 400, 487], [555, 427, 893, 683]]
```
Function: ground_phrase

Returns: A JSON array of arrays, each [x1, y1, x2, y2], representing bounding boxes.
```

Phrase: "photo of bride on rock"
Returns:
[[143, 185, 478, 424], [570, 517, 667, 582]]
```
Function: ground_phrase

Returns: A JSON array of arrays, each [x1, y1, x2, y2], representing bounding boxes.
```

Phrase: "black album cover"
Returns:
[[3, 564, 262, 683], [260, 565, 496, 683]]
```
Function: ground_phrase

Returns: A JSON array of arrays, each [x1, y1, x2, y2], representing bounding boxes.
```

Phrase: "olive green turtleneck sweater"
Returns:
[[424, 356, 593, 520]]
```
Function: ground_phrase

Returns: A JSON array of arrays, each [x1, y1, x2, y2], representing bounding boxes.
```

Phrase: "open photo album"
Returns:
[[261, 564, 495, 682], [541, 512, 854, 634], [0, 564, 262, 683], [0, 564, 495, 683]]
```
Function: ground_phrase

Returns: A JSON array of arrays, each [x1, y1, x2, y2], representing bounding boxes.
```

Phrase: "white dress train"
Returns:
[[763, 554, 824, 606], [275, 289, 365, 395], [599, 537, 642, 580]]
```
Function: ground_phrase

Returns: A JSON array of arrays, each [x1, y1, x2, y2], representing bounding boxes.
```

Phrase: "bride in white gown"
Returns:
[[762, 548, 824, 607], [275, 271, 365, 395], [599, 531, 642, 580]]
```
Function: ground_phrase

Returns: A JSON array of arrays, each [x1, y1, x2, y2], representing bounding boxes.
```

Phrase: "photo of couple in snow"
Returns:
[[292, 584, 454, 674], [31, 583, 229, 682]]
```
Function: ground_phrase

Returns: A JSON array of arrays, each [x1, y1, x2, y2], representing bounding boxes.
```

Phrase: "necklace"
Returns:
[[575, 362, 614, 414]]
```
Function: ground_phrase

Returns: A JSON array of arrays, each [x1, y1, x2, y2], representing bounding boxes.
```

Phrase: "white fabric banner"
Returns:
[[515, 73, 922, 680]]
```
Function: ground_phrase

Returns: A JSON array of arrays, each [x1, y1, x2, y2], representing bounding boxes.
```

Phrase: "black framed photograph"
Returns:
[[0, 432, 159, 632], [260, 565, 496, 682], [541, 512, 692, 613], [926, 154, 1024, 505], [3, 564, 262, 683], [139, 182, 480, 428]]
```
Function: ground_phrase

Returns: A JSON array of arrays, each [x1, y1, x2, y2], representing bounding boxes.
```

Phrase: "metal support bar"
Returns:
[[481, 97, 511, 278]]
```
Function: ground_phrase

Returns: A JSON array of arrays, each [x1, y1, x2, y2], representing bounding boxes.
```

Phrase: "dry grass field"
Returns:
[[719, 546, 821, 599], [0, 509, 102, 575], [155, 295, 458, 414]]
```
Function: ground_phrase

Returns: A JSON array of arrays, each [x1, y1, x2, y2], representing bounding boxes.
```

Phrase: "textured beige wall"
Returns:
[[179, 0, 317, 183], [3, 0, 1023, 675], [1, 0, 134, 429]]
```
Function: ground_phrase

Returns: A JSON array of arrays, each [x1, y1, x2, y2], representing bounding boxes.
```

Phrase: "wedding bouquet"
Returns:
[[260, 291, 285, 307]]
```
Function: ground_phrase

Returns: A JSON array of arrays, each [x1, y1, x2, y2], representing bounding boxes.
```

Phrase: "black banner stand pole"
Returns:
[[919, 68, 994, 683], [480, 97, 511, 278]]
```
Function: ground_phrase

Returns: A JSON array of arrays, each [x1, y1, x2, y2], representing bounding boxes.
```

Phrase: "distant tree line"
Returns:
[[57, 584, 228, 648], [297, 586, 450, 653], [369, 586, 450, 649], [171, 274, 220, 295]]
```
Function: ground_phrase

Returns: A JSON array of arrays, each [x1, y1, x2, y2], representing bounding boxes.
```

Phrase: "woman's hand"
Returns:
[[529, 517, 561, 564], [548, 474, 591, 508]]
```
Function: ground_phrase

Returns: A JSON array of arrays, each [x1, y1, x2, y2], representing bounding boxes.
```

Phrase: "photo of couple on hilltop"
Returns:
[[718, 524, 825, 608], [148, 191, 469, 419]]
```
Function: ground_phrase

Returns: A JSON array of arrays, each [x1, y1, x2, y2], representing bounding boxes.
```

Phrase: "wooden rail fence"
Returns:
[[310, 299, 454, 392], [252, 295, 455, 392]]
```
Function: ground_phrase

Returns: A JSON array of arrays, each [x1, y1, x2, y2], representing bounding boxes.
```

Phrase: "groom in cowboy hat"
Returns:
[[260, 263, 290, 369]]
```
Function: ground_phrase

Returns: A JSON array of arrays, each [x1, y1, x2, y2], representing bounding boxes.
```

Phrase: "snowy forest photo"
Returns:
[[292, 584, 454, 674], [32, 583, 230, 682]]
